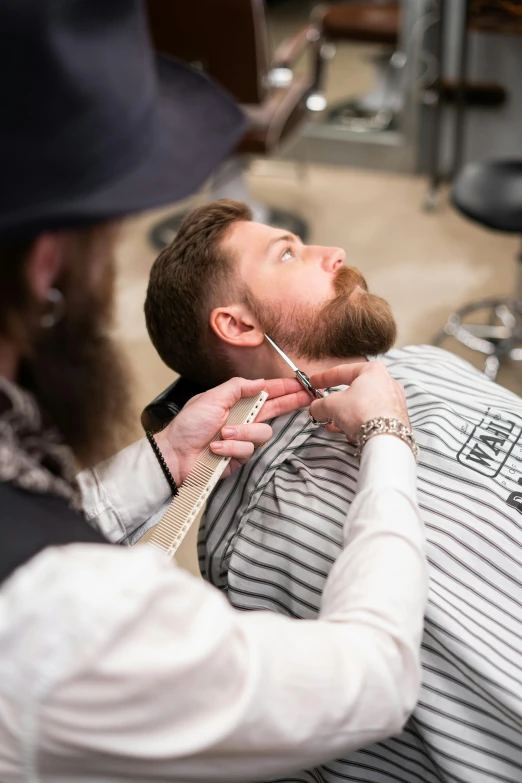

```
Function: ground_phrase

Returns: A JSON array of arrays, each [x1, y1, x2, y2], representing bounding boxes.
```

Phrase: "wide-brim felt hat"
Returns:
[[0, 0, 245, 240]]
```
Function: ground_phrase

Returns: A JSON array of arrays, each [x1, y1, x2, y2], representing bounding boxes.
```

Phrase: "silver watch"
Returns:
[[355, 417, 418, 460]]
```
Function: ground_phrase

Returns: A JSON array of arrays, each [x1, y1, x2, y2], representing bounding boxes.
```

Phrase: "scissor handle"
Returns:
[[295, 370, 325, 400]]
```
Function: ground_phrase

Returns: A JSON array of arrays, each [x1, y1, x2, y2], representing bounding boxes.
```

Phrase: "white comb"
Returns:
[[147, 391, 268, 559]]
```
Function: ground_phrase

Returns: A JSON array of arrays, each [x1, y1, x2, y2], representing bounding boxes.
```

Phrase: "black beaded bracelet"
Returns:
[[146, 431, 178, 496]]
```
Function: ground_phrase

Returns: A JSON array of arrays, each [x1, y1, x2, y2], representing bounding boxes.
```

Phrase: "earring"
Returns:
[[40, 288, 64, 328]]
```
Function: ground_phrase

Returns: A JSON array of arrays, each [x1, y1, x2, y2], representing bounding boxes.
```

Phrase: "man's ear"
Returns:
[[25, 232, 65, 302], [210, 304, 264, 348]]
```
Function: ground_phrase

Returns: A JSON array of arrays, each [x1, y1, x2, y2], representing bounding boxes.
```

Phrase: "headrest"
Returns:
[[141, 377, 205, 434]]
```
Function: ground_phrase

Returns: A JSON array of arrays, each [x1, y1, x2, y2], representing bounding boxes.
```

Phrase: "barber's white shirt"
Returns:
[[0, 435, 426, 782]]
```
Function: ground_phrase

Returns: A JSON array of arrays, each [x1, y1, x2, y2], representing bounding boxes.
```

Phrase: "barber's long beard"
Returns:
[[19, 312, 134, 470], [245, 266, 397, 361], [18, 238, 135, 469]]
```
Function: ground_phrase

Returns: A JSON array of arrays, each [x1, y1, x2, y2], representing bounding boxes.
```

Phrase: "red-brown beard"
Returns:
[[244, 265, 397, 361]]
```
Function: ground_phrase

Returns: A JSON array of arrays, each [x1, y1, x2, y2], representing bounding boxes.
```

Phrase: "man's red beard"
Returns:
[[244, 265, 397, 361]]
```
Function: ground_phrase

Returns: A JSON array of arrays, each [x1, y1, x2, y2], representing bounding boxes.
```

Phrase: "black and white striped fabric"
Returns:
[[199, 345, 522, 783]]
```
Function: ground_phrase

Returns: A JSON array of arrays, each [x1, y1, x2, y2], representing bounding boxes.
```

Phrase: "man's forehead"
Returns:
[[223, 220, 297, 269], [225, 219, 279, 246]]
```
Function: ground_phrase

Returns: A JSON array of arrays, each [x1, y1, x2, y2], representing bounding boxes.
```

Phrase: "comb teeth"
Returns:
[[148, 391, 268, 558]]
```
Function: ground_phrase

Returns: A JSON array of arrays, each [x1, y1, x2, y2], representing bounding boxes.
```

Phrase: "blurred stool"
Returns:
[[314, 1, 403, 133], [435, 161, 522, 380], [146, 0, 328, 248]]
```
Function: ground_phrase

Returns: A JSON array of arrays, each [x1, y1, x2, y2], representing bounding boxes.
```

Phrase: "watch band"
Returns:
[[355, 416, 418, 460]]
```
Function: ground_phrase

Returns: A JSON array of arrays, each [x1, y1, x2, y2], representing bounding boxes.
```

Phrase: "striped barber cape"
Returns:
[[199, 345, 522, 783]]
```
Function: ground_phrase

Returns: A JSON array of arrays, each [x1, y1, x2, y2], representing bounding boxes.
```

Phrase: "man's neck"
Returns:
[[230, 344, 365, 383], [295, 355, 364, 380], [0, 339, 18, 381]]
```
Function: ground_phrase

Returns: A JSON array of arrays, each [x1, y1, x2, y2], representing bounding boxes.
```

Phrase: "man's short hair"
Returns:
[[145, 199, 252, 387]]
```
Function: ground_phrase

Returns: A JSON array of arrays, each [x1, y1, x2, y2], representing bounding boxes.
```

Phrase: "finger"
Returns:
[[325, 422, 342, 433], [308, 396, 333, 423], [308, 362, 372, 390], [221, 423, 272, 444], [263, 377, 305, 399], [210, 439, 255, 460], [211, 377, 266, 409], [256, 389, 311, 421]]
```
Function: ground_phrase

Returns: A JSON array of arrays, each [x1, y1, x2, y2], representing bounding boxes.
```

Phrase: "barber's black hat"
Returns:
[[0, 0, 245, 240]]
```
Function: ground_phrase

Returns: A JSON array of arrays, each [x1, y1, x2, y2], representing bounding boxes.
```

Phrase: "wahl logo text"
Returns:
[[457, 408, 522, 477]]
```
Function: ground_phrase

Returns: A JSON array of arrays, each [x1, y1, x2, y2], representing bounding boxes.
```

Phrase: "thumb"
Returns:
[[212, 377, 266, 409], [309, 396, 331, 423], [309, 362, 369, 390]]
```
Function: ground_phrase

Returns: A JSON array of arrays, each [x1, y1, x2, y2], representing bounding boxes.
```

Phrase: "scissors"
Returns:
[[263, 334, 332, 425]]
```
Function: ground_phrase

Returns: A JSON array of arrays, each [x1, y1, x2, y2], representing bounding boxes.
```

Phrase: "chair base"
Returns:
[[434, 297, 522, 380], [328, 100, 396, 132], [327, 48, 404, 133]]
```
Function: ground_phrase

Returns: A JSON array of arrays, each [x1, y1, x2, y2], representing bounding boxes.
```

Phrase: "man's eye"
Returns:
[[281, 248, 294, 261]]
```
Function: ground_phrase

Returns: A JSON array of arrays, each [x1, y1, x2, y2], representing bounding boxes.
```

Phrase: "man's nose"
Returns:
[[321, 247, 345, 273]]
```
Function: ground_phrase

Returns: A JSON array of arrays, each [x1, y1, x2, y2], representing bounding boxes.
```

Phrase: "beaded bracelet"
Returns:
[[355, 417, 418, 461], [146, 431, 178, 496]]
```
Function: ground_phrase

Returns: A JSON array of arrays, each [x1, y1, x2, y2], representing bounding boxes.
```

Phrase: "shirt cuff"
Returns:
[[358, 434, 417, 499]]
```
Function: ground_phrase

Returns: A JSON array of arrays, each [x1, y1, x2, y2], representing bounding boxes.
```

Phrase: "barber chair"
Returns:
[[435, 161, 522, 381], [313, 1, 403, 133], [146, 0, 327, 248], [141, 377, 204, 434]]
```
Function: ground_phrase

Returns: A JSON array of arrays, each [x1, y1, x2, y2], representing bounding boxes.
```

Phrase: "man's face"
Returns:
[[222, 220, 397, 360], [226, 220, 346, 308]]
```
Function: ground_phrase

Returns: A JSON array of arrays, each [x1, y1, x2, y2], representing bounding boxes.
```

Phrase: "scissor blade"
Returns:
[[263, 334, 299, 372]]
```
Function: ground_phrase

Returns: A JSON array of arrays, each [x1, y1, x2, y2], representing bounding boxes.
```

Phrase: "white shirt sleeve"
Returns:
[[5, 434, 428, 781], [77, 437, 171, 543]]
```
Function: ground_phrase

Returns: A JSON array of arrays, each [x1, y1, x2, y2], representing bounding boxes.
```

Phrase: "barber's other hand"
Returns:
[[309, 362, 410, 442], [155, 377, 310, 484]]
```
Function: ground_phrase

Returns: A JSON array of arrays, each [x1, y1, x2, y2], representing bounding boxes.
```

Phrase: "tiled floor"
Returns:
[[114, 164, 520, 574]]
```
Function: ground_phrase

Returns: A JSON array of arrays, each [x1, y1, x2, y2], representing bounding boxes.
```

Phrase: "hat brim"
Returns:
[[4, 56, 245, 237]]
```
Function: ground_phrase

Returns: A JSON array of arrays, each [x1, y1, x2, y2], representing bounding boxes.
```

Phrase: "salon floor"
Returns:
[[113, 0, 521, 575]]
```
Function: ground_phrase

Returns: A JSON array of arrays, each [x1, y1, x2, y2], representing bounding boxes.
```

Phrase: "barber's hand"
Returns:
[[155, 377, 310, 484], [309, 362, 410, 442]]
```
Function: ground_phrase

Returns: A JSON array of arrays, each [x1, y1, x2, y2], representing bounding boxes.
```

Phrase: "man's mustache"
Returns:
[[333, 265, 368, 298]]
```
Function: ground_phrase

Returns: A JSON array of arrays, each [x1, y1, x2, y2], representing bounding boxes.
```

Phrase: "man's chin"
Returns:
[[244, 282, 396, 364], [316, 290, 397, 359]]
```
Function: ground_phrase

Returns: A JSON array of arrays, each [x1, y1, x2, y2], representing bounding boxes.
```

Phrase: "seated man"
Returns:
[[145, 200, 522, 783]]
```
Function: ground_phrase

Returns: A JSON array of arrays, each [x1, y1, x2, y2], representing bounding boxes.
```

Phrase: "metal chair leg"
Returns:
[[434, 294, 522, 380], [484, 355, 500, 381]]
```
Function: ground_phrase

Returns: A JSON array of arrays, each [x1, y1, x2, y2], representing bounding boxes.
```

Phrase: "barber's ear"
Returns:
[[25, 233, 66, 302], [210, 305, 264, 348]]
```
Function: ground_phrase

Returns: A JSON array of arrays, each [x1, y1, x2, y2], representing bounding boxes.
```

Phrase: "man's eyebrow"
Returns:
[[264, 233, 298, 255]]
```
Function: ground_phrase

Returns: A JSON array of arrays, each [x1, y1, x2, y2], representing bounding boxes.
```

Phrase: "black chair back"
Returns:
[[141, 377, 205, 433]]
